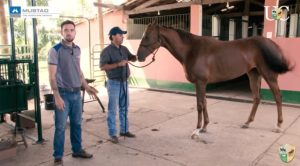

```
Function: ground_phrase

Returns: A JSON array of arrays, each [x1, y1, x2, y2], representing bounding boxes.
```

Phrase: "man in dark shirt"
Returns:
[[100, 27, 137, 143]]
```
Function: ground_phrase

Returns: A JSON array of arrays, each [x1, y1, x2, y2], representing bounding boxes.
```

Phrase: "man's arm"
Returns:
[[100, 60, 127, 71], [126, 47, 137, 62], [100, 48, 127, 71], [128, 55, 137, 62], [48, 64, 64, 111]]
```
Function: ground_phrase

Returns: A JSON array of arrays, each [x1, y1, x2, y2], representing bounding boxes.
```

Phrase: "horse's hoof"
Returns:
[[272, 127, 281, 133], [192, 133, 212, 144], [241, 124, 249, 129], [191, 129, 201, 139], [200, 128, 207, 133], [191, 134, 198, 139]]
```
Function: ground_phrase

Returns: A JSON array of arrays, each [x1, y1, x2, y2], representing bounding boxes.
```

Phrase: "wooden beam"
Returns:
[[205, 4, 226, 14], [126, 1, 201, 15], [124, 0, 140, 6], [219, 11, 264, 17], [278, 0, 289, 6], [93, 2, 123, 10], [250, 0, 264, 7], [243, 0, 250, 15], [201, 0, 243, 5], [133, 0, 161, 11], [97, 0, 104, 48]]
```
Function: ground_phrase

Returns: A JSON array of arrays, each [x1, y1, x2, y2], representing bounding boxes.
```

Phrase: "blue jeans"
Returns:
[[53, 90, 82, 159], [107, 79, 129, 137]]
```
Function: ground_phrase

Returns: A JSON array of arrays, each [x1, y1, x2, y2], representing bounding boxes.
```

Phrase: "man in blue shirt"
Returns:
[[100, 27, 137, 144], [48, 20, 98, 164]]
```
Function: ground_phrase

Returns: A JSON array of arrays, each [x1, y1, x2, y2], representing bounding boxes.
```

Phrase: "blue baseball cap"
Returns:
[[109, 26, 127, 36]]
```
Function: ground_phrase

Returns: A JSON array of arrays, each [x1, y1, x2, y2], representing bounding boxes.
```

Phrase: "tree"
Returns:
[[0, 0, 9, 50]]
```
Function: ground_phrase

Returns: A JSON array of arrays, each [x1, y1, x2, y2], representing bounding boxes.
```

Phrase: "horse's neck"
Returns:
[[159, 28, 189, 63]]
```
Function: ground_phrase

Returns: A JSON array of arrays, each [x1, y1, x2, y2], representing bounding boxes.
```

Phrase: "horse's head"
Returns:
[[137, 22, 161, 62]]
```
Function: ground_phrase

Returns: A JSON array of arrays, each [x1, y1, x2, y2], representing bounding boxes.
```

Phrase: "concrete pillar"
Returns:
[[263, 0, 280, 38], [289, 14, 298, 38], [212, 15, 220, 39], [242, 16, 249, 38], [252, 23, 258, 36], [229, 19, 235, 40], [276, 9, 288, 37], [190, 4, 203, 36]]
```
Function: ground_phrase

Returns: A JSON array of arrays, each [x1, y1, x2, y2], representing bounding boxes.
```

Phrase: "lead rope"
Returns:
[[128, 47, 159, 68]]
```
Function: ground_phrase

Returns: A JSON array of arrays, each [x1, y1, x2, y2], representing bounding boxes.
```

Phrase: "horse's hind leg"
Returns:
[[263, 74, 283, 133], [191, 80, 208, 138], [242, 69, 262, 128]]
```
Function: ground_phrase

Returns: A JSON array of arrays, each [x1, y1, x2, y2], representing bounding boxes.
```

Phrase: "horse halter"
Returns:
[[129, 26, 161, 68], [140, 26, 161, 56]]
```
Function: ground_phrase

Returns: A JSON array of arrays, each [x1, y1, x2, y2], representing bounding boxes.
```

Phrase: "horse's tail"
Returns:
[[254, 37, 294, 74]]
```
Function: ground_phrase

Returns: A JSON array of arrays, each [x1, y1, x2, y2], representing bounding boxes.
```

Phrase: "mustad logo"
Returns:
[[22, 8, 49, 13], [264, 6, 290, 21], [19, 6, 59, 18]]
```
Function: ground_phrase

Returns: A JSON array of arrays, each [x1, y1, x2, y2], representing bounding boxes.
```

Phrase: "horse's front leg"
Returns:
[[191, 106, 203, 139], [191, 80, 208, 139], [201, 98, 209, 132]]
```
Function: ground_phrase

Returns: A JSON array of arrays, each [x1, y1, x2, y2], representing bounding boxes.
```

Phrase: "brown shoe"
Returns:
[[109, 136, 119, 144], [72, 149, 93, 159], [120, 132, 136, 138]]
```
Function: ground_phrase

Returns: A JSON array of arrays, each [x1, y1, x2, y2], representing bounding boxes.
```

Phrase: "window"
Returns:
[[127, 8, 190, 39]]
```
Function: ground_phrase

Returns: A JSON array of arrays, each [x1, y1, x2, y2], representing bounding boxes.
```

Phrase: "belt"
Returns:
[[109, 78, 127, 82], [58, 87, 81, 92]]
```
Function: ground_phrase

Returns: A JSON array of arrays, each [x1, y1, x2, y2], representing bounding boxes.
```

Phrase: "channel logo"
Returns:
[[279, 144, 296, 163], [265, 6, 289, 21]]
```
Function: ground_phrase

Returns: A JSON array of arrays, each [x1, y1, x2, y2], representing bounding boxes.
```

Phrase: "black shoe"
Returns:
[[54, 158, 63, 165], [120, 132, 136, 138], [72, 149, 93, 159], [109, 136, 119, 144]]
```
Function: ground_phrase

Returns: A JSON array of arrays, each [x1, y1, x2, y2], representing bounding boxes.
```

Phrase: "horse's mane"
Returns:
[[161, 26, 194, 42]]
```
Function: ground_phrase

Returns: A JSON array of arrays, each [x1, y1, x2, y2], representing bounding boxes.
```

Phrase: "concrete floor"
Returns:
[[0, 87, 299, 166]]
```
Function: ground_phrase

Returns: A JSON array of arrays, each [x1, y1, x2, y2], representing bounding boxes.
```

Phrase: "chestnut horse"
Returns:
[[136, 23, 293, 137]]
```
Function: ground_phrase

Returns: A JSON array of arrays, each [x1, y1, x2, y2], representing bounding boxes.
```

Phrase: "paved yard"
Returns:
[[1, 88, 299, 166]]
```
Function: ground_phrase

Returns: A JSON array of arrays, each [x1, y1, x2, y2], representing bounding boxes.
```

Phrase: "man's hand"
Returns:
[[117, 60, 128, 67], [54, 94, 65, 111], [85, 86, 98, 97], [128, 55, 137, 62]]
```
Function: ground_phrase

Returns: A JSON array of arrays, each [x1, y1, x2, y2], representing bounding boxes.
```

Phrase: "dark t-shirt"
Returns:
[[100, 44, 134, 80]]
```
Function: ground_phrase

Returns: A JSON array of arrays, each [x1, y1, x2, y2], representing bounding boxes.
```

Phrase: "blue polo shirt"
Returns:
[[48, 41, 81, 88]]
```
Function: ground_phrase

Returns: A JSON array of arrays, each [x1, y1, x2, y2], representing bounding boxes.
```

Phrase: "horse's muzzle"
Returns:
[[137, 56, 145, 62]]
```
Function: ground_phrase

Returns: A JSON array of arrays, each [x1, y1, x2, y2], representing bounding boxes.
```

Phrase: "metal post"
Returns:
[[8, 0, 20, 129], [31, 0, 44, 143], [88, 20, 92, 78], [24, 19, 28, 45], [8, 0, 15, 61]]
